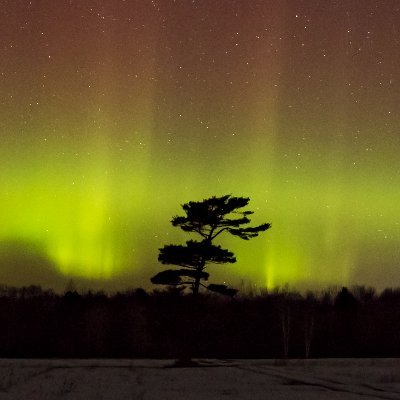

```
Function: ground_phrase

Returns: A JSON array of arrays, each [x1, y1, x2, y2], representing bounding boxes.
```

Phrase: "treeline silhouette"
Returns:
[[0, 284, 399, 359]]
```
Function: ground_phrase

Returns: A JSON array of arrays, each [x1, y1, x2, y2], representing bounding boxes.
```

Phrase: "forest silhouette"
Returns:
[[0, 195, 399, 359], [0, 284, 399, 358]]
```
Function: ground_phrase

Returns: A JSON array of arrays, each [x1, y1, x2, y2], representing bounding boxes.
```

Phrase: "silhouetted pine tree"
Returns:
[[151, 194, 271, 296]]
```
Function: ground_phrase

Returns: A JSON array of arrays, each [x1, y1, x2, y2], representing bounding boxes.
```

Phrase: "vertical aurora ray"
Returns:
[[0, 1, 399, 290]]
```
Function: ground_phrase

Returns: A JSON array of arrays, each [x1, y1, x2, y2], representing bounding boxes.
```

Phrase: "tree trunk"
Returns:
[[193, 266, 202, 296], [304, 313, 314, 359], [193, 255, 206, 297], [193, 278, 200, 296], [281, 305, 290, 359]]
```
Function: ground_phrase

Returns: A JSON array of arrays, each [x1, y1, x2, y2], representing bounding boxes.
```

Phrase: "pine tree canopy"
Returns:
[[172, 195, 271, 240], [151, 194, 271, 296], [158, 240, 236, 268]]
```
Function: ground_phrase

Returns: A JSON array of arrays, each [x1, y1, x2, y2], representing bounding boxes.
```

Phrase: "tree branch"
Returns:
[[211, 227, 229, 240]]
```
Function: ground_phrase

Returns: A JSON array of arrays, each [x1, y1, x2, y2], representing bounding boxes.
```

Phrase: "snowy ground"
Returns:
[[0, 358, 399, 399]]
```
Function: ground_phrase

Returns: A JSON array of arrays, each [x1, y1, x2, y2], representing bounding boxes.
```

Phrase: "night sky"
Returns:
[[0, 0, 399, 292]]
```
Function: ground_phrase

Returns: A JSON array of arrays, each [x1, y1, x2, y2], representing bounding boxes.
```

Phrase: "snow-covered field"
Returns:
[[0, 358, 399, 399]]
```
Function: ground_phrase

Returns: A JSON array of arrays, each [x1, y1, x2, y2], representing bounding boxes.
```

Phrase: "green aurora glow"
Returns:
[[0, 1, 399, 291]]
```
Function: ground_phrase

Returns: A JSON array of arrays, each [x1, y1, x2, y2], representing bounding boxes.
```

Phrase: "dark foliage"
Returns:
[[157, 241, 236, 269], [207, 284, 238, 297], [151, 195, 271, 295], [151, 268, 210, 286], [0, 285, 399, 358]]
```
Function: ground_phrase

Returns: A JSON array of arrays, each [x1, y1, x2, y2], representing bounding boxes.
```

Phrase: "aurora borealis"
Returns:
[[0, 0, 399, 291]]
